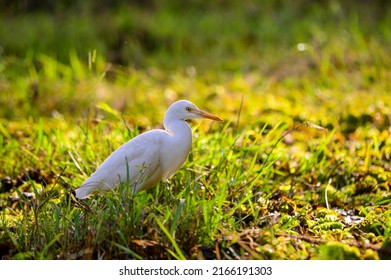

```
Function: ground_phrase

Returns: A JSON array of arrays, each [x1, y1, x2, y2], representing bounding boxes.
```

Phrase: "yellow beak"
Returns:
[[190, 108, 223, 121]]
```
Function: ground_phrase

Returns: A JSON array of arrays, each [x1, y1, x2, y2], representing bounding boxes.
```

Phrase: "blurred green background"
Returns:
[[1, 0, 390, 68], [1, 0, 391, 122]]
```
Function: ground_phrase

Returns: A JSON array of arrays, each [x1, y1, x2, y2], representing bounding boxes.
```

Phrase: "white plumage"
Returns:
[[75, 100, 222, 199]]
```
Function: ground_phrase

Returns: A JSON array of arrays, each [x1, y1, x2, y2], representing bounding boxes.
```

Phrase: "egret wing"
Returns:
[[75, 130, 167, 198]]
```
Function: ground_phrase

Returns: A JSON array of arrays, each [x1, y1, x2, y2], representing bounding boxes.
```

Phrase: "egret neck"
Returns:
[[161, 115, 192, 180]]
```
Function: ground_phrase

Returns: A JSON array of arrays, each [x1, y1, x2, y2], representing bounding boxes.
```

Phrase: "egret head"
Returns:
[[165, 100, 222, 122]]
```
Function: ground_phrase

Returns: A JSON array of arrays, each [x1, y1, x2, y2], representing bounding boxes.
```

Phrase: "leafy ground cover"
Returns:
[[0, 0, 390, 259]]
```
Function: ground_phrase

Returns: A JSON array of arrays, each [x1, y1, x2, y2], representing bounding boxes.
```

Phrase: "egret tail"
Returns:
[[75, 186, 93, 199]]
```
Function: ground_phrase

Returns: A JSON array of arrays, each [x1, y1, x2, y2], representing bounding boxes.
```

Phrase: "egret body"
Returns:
[[75, 100, 222, 199]]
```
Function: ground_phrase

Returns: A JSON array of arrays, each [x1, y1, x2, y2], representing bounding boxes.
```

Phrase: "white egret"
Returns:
[[75, 100, 222, 199]]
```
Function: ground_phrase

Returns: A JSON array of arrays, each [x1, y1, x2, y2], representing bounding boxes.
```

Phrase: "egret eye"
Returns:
[[185, 107, 191, 112]]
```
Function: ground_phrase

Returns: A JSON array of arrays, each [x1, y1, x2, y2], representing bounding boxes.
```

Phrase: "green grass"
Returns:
[[0, 1, 391, 259]]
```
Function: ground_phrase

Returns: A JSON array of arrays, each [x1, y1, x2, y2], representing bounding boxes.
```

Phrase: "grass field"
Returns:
[[0, 1, 390, 259]]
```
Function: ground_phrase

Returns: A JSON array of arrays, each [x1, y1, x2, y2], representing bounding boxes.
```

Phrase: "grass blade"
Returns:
[[154, 215, 186, 260]]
